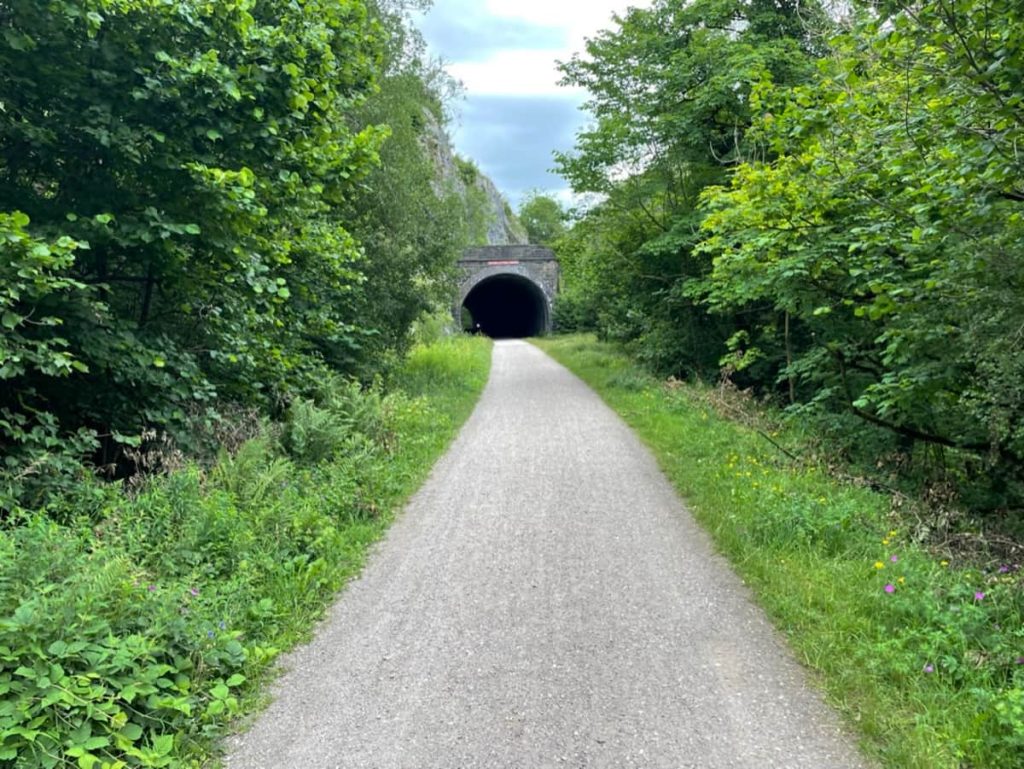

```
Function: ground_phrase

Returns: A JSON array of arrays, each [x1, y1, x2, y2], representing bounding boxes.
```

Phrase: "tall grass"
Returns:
[[536, 334, 1024, 769], [0, 336, 491, 769]]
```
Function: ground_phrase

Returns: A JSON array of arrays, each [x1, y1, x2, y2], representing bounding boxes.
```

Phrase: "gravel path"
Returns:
[[225, 340, 869, 769]]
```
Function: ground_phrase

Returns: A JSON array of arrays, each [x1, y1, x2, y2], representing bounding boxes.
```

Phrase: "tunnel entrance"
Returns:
[[461, 273, 548, 338]]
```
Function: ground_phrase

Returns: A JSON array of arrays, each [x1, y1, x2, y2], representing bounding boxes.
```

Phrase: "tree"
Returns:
[[697, 0, 1024, 507], [518, 193, 566, 246], [0, 0, 384, 507], [555, 0, 828, 375]]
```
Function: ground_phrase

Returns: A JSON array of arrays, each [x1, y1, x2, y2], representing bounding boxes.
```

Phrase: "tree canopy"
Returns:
[[0, 0, 478, 511], [555, 0, 1024, 512], [518, 193, 567, 246]]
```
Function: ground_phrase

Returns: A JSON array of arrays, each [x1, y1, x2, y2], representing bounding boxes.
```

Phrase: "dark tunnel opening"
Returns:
[[462, 273, 547, 338]]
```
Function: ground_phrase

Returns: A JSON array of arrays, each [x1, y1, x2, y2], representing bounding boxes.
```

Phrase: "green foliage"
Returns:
[[0, 335, 491, 768], [539, 335, 1024, 769], [517, 193, 566, 246], [0, 212, 105, 511], [339, 2, 478, 375], [558, 0, 1024, 515], [281, 378, 385, 465], [0, 0, 386, 507], [0, 0, 478, 510], [454, 156, 480, 187], [697, 1, 1024, 510], [555, 0, 827, 377]]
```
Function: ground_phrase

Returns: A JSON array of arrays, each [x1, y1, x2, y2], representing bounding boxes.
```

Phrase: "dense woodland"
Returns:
[[3, 0, 1024, 766], [553, 0, 1024, 522], [0, 0, 485, 515]]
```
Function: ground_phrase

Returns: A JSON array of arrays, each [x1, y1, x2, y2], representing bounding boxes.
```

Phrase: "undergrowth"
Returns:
[[0, 335, 491, 769], [536, 334, 1024, 769]]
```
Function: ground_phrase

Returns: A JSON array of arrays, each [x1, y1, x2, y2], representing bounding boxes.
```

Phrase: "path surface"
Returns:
[[225, 340, 869, 769]]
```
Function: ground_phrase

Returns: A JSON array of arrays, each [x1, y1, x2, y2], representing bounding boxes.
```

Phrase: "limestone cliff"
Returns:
[[423, 114, 528, 247]]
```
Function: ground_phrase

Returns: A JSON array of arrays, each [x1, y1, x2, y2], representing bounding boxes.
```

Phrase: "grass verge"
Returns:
[[535, 334, 1024, 769], [0, 335, 491, 769]]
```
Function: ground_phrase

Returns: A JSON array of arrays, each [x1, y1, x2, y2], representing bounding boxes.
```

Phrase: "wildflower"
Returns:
[[189, 587, 200, 597], [889, 530, 898, 537], [890, 555, 899, 563], [874, 561, 885, 570], [897, 577, 905, 585], [207, 630, 215, 639], [1016, 657, 1024, 665], [923, 664, 934, 674], [941, 560, 949, 568], [219, 620, 227, 630], [998, 565, 1011, 574], [147, 585, 156, 593], [974, 592, 985, 601], [884, 584, 896, 594], [882, 538, 890, 546]]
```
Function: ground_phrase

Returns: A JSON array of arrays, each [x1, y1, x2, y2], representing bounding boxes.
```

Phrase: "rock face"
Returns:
[[423, 112, 528, 246], [474, 171, 529, 246]]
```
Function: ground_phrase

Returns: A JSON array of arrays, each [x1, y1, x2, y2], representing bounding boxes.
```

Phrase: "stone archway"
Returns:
[[455, 246, 559, 337], [460, 271, 549, 338]]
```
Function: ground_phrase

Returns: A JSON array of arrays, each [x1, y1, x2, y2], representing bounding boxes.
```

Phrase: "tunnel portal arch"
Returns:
[[456, 246, 559, 338]]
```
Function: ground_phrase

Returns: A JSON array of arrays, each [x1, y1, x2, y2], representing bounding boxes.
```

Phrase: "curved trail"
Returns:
[[226, 340, 868, 769]]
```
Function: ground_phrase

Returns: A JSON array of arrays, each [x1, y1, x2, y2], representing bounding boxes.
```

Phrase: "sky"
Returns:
[[416, 0, 650, 209]]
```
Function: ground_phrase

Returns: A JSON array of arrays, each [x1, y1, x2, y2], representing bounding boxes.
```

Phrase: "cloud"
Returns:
[[418, 5, 565, 63], [422, 0, 648, 97], [417, 1, 652, 204], [448, 50, 579, 97], [485, 0, 641, 45], [452, 94, 588, 206]]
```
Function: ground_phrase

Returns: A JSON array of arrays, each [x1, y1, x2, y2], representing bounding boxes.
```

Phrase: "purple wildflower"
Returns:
[[189, 587, 200, 597], [884, 584, 896, 594], [923, 664, 934, 674], [147, 584, 156, 593], [890, 555, 899, 563], [974, 591, 985, 601], [1016, 657, 1024, 665]]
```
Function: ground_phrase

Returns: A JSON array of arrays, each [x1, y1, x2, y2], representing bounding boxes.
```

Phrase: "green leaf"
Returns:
[[111, 431, 143, 447], [119, 723, 144, 742], [210, 683, 230, 699], [152, 734, 174, 756]]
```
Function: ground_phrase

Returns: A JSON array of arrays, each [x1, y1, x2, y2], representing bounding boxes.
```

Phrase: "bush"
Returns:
[[0, 336, 491, 768]]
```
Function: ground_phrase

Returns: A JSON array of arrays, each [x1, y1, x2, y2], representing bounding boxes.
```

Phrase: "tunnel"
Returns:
[[461, 273, 548, 338]]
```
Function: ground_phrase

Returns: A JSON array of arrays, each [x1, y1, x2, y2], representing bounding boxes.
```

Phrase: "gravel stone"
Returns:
[[224, 340, 870, 769]]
